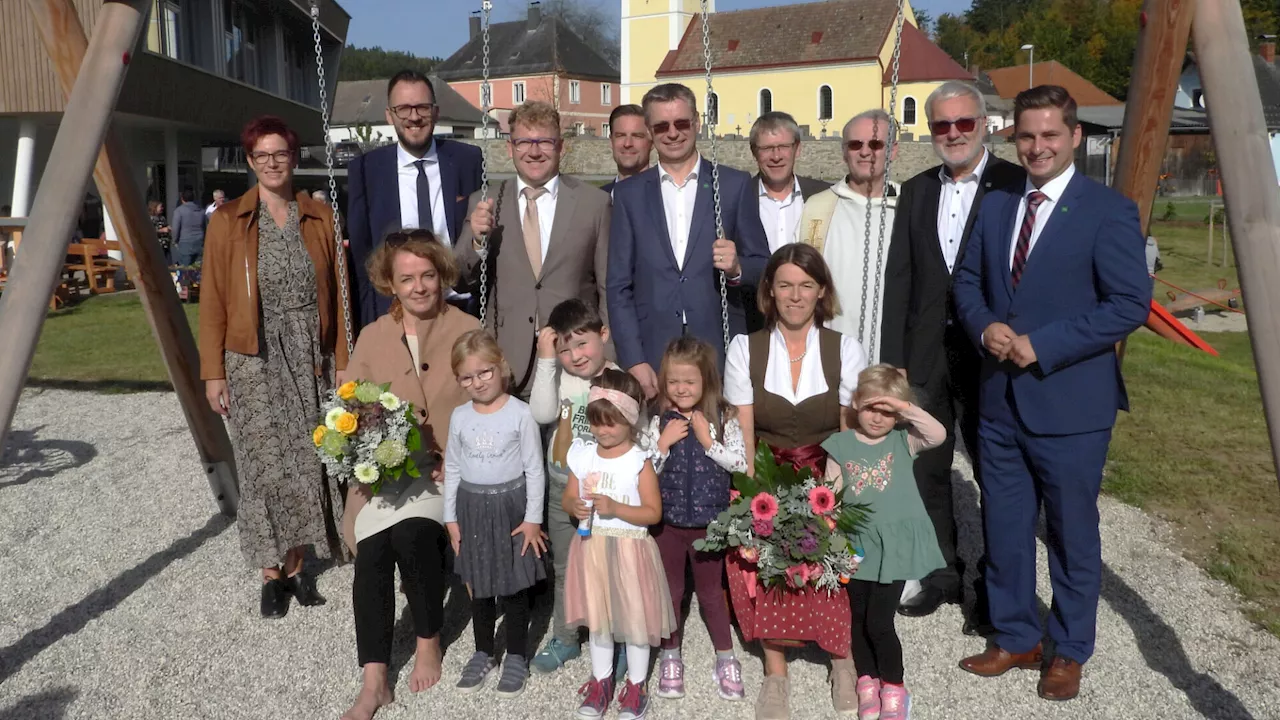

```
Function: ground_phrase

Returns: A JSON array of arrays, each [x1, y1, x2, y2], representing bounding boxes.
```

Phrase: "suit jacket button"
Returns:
[[528, 316, 535, 323], [535, 282, 542, 290], [421, 363, 429, 372]]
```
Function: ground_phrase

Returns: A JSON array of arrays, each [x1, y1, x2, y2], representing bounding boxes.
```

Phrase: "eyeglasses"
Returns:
[[249, 150, 293, 166], [510, 137, 559, 152], [385, 229, 437, 247], [753, 142, 798, 155], [650, 119, 694, 135], [390, 103, 436, 119], [457, 367, 496, 387], [930, 117, 979, 135], [845, 139, 886, 152]]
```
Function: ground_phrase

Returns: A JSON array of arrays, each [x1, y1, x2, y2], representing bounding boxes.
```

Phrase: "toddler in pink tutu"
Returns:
[[561, 369, 676, 720]]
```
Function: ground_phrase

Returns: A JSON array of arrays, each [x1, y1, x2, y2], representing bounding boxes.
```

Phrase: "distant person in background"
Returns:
[[1145, 235, 1161, 294], [205, 189, 226, 219], [171, 187, 207, 266], [148, 200, 172, 265], [602, 104, 652, 198]]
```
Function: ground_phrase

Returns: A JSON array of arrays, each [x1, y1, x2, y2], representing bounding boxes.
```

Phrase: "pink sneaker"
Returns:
[[656, 656, 685, 699], [714, 656, 745, 700], [879, 683, 911, 720], [856, 675, 881, 719]]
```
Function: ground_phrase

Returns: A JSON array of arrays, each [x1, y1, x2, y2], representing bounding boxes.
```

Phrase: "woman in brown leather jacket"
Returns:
[[198, 115, 350, 619]]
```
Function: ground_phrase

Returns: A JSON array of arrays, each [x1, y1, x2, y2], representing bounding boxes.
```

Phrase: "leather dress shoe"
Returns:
[[1038, 657, 1082, 701], [958, 643, 1043, 677], [897, 586, 957, 617], [283, 572, 327, 607], [962, 616, 996, 637], [260, 578, 290, 619]]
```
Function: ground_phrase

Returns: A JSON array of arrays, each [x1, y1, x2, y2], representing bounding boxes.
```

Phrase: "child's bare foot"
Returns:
[[408, 635, 443, 692], [341, 666, 393, 720]]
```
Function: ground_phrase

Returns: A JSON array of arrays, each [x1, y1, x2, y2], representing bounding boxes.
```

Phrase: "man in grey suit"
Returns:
[[459, 100, 611, 399]]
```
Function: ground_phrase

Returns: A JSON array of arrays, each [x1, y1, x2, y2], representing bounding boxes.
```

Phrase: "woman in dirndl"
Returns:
[[723, 243, 868, 720]]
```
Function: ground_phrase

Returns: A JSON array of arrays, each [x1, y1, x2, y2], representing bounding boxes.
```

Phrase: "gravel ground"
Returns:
[[2, 388, 1279, 720]]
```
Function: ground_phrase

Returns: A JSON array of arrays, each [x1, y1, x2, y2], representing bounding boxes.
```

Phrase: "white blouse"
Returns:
[[724, 324, 867, 408]]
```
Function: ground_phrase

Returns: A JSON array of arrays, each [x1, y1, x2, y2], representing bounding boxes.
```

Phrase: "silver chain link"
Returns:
[[477, 0, 493, 330], [700, 0, 729, 353], [311, 1, 353, 359], [857, 0, 906, 357]]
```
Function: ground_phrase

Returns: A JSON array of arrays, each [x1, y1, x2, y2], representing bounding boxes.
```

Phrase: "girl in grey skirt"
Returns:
[[445, 330, 548, 697]]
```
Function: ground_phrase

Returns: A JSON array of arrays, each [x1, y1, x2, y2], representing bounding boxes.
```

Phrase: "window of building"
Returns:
[[601, 83, 612, 105], [903, 97, 917, 126], [146, 0, 182, 60], [819, 85, 833, 121], [284, 30, 312, 105], [759, 88, 772, 116], [513, 81, 526, 104], [602, 122, 611, 137], [481, 82, 493, 108], [574, 122, 585, 136], [706, 92, 719, 126], [570, 80, 581, 104], [224, 0, 261, 87]]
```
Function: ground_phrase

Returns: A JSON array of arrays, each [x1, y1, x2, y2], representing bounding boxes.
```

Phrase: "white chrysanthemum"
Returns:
[[354, 463, 380, 485], [379, 392, 403, 411], [373, 439, 408, 467], [325, 407, 345, 430]]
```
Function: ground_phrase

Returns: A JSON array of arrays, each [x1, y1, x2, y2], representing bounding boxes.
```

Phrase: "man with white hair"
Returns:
[[798, 109, 898, 363], [880, 81, 1024, 630], [204, 189, 225, 219]]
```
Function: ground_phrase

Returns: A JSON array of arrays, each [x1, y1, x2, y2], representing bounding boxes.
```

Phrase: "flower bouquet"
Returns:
[[694, 442, 871, 593], [313, 380, 422, 494]]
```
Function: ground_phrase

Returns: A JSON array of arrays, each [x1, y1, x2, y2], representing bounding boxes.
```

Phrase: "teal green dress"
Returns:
[[821, 428, 945, 584]]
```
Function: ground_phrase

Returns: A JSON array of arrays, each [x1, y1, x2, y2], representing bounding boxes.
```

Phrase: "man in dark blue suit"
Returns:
[[346, 70, 483, 326], [601, 104, 651, 199], [953, 86, 1150, 701], [607, 83, 769, 398]]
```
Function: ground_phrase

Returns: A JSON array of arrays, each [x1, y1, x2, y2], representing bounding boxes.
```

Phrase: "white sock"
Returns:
[[589, 633, 615, 681], [626, 643, 650, 685]]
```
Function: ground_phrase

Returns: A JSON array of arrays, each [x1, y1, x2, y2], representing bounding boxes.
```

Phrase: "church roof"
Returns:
[[655, 0, 904, 76], [984, 61, 1122, 106], [883, 22, 972, 84]]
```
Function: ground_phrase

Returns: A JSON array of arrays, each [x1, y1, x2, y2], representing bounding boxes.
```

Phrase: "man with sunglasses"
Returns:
[[879, 81, 1025, 632], [607, 83, 769, 395], [347, 70, 484, 327], [459, 100, 612, 400], [798, 109, 899, 364]]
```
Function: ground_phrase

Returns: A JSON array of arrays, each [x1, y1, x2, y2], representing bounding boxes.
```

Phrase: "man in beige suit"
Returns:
[[459, 101, 611, 398]]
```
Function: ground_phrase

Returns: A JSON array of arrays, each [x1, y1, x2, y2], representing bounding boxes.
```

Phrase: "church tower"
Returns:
[[621, 0, 709, 105]]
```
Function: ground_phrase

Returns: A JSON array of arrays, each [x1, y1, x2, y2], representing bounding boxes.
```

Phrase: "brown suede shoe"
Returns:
[[958, 643, 1044, 677], [1038, 656, 1082, 701]]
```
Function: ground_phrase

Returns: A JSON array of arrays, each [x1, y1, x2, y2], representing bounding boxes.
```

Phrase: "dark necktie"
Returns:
[[1011, 191, 1047, 288], [414, 159, 432, 233]]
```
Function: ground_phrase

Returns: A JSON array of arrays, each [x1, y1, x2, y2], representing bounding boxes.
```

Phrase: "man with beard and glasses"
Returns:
[[880, 81, 1025, 633], [347, 70, 483, 326], [798, 109, 898, 364], [602, 104, 652, 199]]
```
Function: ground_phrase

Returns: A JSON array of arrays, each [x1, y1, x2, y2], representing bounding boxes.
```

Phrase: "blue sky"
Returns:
[[338, 0, 973, 56]]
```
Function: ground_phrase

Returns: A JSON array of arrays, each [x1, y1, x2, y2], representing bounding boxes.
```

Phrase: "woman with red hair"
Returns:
[[198, 115, 350, 618]]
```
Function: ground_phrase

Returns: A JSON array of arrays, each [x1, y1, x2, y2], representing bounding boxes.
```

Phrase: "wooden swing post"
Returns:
[[0, 0, 239, 514], [1194, 0, 1280, 490]]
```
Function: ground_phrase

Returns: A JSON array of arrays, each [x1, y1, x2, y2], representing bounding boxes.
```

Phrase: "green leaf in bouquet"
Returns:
[[728, 535, 741, 547], [692, 538, 708, 551], [753, 442, 779, 490], [406, 427, 422, 453], [405, 455, 421, 479], [379, 382, 392, 392], [836, 501, 873, 535]]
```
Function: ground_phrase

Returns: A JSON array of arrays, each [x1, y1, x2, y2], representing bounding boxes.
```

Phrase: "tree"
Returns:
[[541, 0, 621, 69], [338, 45, 441, 82], [913, 8, 934, 38]]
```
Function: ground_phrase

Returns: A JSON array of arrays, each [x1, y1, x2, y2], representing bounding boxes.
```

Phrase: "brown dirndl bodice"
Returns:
[[747, 326, 844, 450]]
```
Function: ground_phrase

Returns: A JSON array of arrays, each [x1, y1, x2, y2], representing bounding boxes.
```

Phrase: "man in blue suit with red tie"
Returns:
[[347, 70, 483, 326], [953, 86, 1150, 701]]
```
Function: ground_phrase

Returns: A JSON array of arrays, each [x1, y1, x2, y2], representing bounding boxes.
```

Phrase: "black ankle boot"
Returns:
[[260, 578, 290, 619], [283, 572, 327, 607]]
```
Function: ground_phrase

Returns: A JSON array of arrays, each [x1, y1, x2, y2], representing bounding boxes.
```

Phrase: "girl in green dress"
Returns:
[[820, 365, 947, 720]]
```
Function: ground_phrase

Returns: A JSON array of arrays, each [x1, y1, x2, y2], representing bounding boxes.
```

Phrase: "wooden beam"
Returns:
[[1194, 0, 1280, 490]]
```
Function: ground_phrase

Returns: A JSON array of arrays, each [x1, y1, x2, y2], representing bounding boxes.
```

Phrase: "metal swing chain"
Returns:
[[857, 0, 906, 356], [311, 1, 354, 359], [700, 0, 730, 353], [477, 0, 493, 330]]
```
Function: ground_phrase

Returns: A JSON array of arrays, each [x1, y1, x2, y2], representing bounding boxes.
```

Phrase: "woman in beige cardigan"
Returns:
[[340, 229, 479, 720]]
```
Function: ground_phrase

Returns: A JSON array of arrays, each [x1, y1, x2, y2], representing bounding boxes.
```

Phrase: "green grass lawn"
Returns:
[[1148, 206, 1239, 298]]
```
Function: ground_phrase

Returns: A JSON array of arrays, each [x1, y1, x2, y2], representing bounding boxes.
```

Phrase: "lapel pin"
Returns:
[[1061, 205, 1069, 213]]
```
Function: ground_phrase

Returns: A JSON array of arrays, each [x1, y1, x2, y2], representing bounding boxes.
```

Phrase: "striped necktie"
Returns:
[[1011, 191, 1047, 288]]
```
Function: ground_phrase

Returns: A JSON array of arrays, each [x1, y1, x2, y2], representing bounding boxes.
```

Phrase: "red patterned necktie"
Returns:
[[1011, 191, 1047, 288]]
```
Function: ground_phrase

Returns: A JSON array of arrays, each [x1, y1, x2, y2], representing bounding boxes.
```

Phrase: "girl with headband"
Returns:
[[562, 369, 675, 720]]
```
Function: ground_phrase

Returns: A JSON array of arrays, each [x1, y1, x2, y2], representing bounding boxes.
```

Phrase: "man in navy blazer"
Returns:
[[346, 70, 483, 327], [607, 83, 769, 397], [601, 103, 652, 199], [953, 86, 1149, 701]]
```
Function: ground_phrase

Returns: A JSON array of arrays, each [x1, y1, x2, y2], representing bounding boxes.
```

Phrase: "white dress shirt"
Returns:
[[515, 174, 560, 265], [759, 176, 806, 253], [936, 149, 989, 273], [396, 141, 450, 245], [659, 155, 701, 270], [723, 324, 867, 408], [1008, 163, 1076, 270]]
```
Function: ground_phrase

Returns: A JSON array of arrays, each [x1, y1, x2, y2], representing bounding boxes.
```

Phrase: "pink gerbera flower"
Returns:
[[809, 486, 836, 515], [750, 493, 779, 521], [729, 489, 742, 502]]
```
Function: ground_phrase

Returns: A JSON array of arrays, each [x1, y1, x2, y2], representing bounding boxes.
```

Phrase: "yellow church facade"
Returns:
[[621, 0, 974, 140]]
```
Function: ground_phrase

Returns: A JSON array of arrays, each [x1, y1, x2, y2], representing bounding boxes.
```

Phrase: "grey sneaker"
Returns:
[[456, 651, 497, 693], [495, 654, 529, 697], [755, 675, 790, 720]]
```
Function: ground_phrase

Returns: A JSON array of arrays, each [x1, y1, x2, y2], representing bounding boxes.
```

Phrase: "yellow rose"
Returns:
[[312, 426, 327, 447], [337, 381, 359, 401], [335, 411, 358, 435]]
